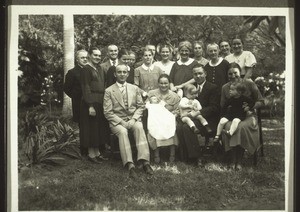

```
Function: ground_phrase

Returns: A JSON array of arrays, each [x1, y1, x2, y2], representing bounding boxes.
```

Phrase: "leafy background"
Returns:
[[18, 15, 285, 116]]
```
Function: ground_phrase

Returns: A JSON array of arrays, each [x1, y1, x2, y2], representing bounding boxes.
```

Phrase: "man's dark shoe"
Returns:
[[143, 164, 154, 175], [87, 156, 102, 164], [129, 168, 137, 179]]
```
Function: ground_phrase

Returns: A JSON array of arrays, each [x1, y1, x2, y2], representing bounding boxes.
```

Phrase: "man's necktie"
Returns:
[[121, 85, 128, 108]]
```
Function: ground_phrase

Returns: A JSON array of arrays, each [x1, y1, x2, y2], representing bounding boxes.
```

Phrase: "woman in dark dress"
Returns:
[[169, 40, 199, 98], [80, 47, 109, 163], [204, 43, 230, 91]]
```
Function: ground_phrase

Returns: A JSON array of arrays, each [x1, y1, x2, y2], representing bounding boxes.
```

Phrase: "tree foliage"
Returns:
[[18, 15, 64, 107], [18, 14, 285, 110]]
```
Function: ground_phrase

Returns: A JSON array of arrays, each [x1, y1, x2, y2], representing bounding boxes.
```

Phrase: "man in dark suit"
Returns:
[[64, 49, 88, 123], [100, 44, 119, 73], [103, 64, 153, 178], [177, 64, 220, 164]]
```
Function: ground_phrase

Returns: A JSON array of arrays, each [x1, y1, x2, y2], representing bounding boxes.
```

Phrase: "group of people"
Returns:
[[64, 36, 263, 178]]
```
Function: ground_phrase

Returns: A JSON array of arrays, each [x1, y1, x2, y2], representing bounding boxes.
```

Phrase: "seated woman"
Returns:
[[221, 62, 264, 171], [214, 82, 254, 142], [147, 74, 181, 163]]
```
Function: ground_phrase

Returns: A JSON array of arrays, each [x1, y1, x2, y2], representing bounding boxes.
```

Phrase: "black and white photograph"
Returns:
[[7, 5, 294, 211]]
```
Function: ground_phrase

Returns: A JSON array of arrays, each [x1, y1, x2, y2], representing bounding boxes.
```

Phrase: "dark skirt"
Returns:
[[79, 100, 110, 148]]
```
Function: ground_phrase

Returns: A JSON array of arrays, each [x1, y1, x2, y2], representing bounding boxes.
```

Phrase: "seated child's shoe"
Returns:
[[204, 125, 213, 135], [213, 136, 220, 143], [222, 129, 231, 137], [191, 126, 200, 134]]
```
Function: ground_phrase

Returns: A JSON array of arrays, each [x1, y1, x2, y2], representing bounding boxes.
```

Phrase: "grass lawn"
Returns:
[[18, 119, 285, 211]]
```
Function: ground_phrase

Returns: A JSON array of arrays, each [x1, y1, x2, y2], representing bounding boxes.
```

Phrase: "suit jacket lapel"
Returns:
[[112, 84, 126, 109], [198, 82, 207, 101]]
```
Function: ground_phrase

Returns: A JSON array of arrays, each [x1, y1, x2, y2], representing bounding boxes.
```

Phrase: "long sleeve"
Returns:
[[81, 65, 105, 106], [63, 69, 75, 98]]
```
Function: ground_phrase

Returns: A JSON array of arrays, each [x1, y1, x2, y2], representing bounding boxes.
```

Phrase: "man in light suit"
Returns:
[[100, 44, 119, 73], [103, 64, 153, 178]]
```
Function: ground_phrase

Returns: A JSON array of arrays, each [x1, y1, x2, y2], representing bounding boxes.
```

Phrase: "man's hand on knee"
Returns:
[[127, 119, 136, 129]]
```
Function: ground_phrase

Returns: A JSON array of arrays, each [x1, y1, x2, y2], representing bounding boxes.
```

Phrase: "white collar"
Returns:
[[142, 63, 155, 71], [116, 81, 127, 88], [110, 59, 118, 66], [209, 57, 223, 67], [177, 58, 194, 66]]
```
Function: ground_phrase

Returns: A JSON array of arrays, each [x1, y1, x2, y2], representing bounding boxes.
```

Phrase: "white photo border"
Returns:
[[8, 5, 294, 212]]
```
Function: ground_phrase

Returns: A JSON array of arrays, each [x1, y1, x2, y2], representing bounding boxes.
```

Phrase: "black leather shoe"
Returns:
[[87, 156, 102, 164], [96, 155, 109, 161], [143, 164, 154, 175], [129, 168, 137, 179]]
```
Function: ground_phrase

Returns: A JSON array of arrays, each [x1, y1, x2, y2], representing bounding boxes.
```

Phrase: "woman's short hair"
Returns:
[[158, 73, 170, 83], [178, 41, 193, 52], [206, 43, 219, 51], [218, 39, 230, 47], [118, 48, 130, 59], [88, 46, 100, 55], [193, 41, 205, 50], [231, 35, 244, 45], [158, 44, 173, 54], [142, 48, 154, 56], [128, 50, 136, 56], [228, 62, 242, 73]]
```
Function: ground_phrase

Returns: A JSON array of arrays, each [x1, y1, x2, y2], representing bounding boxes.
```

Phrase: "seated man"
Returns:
[[103, 64, 153, 178], [176, 64, 220, 165]]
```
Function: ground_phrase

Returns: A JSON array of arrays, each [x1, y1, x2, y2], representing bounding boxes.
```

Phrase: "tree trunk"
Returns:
[[62, 14, 75, 116]]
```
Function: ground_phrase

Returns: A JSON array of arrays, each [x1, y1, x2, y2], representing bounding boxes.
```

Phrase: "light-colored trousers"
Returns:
[[110, 121, 150, 166]]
